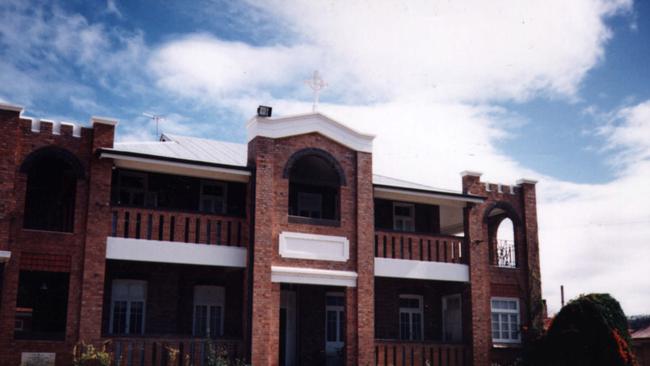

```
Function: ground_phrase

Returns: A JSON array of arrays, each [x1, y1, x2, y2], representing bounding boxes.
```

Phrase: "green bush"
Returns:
[[524, 293, 637, 366]]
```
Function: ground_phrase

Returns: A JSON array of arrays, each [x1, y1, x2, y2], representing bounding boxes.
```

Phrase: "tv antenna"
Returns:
[[305, 70, 327, 112], [142, 112, 165, 137]]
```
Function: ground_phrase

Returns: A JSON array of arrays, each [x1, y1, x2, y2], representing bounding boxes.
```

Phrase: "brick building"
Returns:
[[0, 103, 542, 366]]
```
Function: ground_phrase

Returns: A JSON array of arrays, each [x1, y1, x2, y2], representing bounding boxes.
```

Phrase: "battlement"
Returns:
[[1, 103, 118, 139], [461, 170, 537, 196]]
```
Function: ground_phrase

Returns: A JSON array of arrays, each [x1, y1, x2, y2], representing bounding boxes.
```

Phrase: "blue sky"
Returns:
[[1, 0, 649, 315]]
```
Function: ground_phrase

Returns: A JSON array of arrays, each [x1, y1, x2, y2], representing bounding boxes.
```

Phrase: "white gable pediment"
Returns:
[[246, 112, 375, 153]]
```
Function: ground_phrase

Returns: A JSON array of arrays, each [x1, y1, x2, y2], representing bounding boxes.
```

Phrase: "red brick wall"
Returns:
[[462, 173, 542, 365], [0, 107, 114, 366], [248, 133, 376, 366]]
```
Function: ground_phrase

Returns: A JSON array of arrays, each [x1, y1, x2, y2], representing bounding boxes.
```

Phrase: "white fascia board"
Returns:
[[271, 266, 358, 287], [374, 258, 469, 282], [100, 152, 250, 182], [0, 250, 11, 263], [247, 113, 375, 153], [374, 187, 484, 206], [0, 102, 24, 113], [279, 231, 349, 262], [106, 237, 247, 268], [91, 116, 119, 126]]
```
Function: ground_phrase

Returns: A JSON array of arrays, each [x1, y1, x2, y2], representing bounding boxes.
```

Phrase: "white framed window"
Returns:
[[393, 203, 415, 232], [325, 292, 345, 357], [297, 192, 323, 218], [491, 297, 521, 343], [399, 294, 423, 341], [200, 181, 227, 214], [442, 294, 462, 342], [193, 286, 225, 339], [110, 280, 147, 335]]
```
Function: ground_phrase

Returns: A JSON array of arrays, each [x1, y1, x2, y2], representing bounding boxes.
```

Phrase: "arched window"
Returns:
[[285, 149, 344, 221], [485, 203, 519, 268], [21, 147, 84, 232], [495, 218, 516, 268]]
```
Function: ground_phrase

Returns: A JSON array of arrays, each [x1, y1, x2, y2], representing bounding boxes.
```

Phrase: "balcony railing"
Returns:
[[375, 340, 469, 366], [80, 338, 245, 366], [496, 239, 516, 268], [375, 230, 467, 264], [110, 207, 247, 248]]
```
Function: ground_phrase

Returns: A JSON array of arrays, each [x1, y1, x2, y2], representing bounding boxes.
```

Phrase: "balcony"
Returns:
[[375, 231, 466, 264], [107, 207, 248, 268], [374, 231, 469, 282], [375, 340, 469, 366], [110, 207, 247, 247]]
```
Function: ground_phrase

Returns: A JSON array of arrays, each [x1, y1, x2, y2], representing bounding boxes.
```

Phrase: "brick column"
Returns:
[[355, 152, 375, 366], [249, 137, 281, 366], [462, 171, 491, 366], [517, 179, 543, 338], [78, 118, 116, 341]]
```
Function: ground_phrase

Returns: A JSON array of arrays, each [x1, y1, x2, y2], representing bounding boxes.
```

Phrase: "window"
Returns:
[[442, 294, 462, 342], [193, 286, 224, 338], [496, 218, 516, 268], [23, 151, 80, 232], [110, 280, 146, 335], [110, 169, 247, 216], [15, 271, 70, 340], [116, 171, 149, 207], [200, 181, 226, 214], [393, 203, 415, 232], [287, 151, 342, 221], [491, 298, 520, 343], [399, 295, 423, 341]]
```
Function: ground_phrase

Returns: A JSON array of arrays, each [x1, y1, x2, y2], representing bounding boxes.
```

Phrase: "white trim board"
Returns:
[[374, 187, 484, 206], [271, 266, 358, 287], [0, 250, 10, 263], [106, 237, 247, 268], [247, 113, 375, 153], [279, 231, 350, 262], [101, 152, 250, 182], [374, 258, 469, 282]]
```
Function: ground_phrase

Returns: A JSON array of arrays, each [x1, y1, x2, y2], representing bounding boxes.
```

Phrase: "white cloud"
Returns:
[[150, 35, 319, 99]]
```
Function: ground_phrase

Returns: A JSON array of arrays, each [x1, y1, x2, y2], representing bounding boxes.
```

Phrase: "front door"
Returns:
[[442, 294, 462, 342], [325, 293, 345, 366]]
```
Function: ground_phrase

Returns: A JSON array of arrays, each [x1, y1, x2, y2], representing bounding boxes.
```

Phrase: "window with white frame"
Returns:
[[393, 203, 415, 232], [110, 280, 146, 335], [491, 297, 520, 343], [399, 295, 423, 341], [193, 286, 225, 339]]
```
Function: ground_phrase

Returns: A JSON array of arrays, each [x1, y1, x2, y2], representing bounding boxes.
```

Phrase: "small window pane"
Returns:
[[129, 301, 144, 334], [399, 313, 410, 340], [412, 313, 422, 340], [112, 301, 127, 334], [327, 311, 337, 342]]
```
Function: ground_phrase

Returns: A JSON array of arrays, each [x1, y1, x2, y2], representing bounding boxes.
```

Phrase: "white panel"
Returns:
[[0, 250, 10, 263], [21, 353, 55, 366], [374, 258, 469, 282], [247, 113, 375, 153], [106, 237, 246, 268], [279, 232, 349, 262], [271, 266, 357, 287]]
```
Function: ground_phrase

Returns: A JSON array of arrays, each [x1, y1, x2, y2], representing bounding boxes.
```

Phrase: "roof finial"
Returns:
[[305, 70, 327, 112]]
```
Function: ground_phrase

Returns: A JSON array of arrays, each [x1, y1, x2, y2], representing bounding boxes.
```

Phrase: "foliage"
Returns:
[[523, 293, 637, 366], [205, 342, 248, 366], [73, 341, 112, 366]]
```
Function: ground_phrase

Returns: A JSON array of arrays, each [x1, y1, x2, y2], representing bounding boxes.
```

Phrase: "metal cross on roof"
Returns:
[[305, 70, 327, 112]]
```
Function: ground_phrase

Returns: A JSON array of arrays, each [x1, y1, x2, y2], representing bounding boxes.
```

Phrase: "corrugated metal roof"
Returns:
[[111, 134, 248, 167], [109, 134, 465, 194]]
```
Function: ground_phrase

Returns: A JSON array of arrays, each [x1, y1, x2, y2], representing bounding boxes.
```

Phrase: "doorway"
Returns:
[[280, 290, 297, 366], [325, 292, 345, 366]]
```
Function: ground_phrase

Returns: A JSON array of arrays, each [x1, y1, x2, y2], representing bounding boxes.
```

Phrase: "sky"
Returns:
[[1, 0, 649, 315]]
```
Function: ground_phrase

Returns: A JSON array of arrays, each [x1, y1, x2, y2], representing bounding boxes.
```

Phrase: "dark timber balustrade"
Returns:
[[375, 340, 469, 366], [374, 230, 467, 264], [110, 207, 247, 248]]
